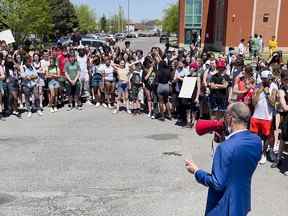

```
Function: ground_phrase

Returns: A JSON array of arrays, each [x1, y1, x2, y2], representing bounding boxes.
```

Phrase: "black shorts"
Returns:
[[209, 95, 227, 112]]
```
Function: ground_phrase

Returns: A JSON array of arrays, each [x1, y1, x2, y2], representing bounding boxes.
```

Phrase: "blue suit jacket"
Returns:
[[195, 130, 262, 216]]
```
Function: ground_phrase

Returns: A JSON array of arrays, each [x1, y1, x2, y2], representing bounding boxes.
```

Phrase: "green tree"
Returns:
[[75, 4, 97, 33], [48, 0, 79, 35], [108, 6, 126, 33], [0, 0, 53, 44], [100, 15, 108, 32], [162, 3, 178, 33]]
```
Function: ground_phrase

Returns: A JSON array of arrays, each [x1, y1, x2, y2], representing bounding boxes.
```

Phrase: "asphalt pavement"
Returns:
[[0, 38, 287, 215]]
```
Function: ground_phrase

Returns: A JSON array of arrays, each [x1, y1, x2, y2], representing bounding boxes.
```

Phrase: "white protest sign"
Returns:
[[179, 77, 197, 98], [0, 29, 15, 44]]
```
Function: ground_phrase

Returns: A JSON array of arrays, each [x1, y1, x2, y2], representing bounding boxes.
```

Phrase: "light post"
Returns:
[[127, 0, 130, 33]]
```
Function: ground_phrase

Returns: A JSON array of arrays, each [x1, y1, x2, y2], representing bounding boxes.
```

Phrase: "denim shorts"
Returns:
[[117, 81, 128, 94], [48, 79, 60, 89], [0, 80, 4, 94]]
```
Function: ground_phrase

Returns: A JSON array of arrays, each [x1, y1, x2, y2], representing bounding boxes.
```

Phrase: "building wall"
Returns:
[[202, 0, 216, 48], [254, 0, 279, 45], [225, 0, 254, 49], [278, 0, 288, 47], [178, 0, 186, 47]]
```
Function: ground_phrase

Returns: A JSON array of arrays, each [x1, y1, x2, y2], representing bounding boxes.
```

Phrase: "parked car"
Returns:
[[114, 33, 126, 41], [126, 32, 138, 38], [80, 37, 111, 53], [85, 34, 100, 40], [57, 36, 72, 46], [159, 34, 169, 43]]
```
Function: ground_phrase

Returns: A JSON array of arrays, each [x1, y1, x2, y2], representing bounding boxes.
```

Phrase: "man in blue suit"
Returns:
[[185, 102, 262, 216]]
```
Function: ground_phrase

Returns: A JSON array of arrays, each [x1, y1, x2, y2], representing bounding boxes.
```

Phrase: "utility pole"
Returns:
[[127, 0, 130, 33]]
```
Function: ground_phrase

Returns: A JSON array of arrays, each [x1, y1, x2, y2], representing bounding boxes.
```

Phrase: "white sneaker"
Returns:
[[50, 107, 55, 113], [37, 110, 43, 116], [96, 103, 101, 108], [27, 112, 32, 118], [259, 154, 267, 165], [102, 103, 108, 108], [13, 111, 19, 115], [108, 104, 113, 109], [87, 100, 93, 105], [127, 109, 132, 114], [113, 109, 118, 114], [147, 112, 152, 118], [54, 107, 58, 112], [151, 115, 156, 119]]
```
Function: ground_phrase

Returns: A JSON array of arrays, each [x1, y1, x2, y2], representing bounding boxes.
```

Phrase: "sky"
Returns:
[[71, 0, 177, 22]]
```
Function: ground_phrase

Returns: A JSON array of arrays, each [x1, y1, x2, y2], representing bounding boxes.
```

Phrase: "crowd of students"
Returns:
[[0, 37, 288, 174]]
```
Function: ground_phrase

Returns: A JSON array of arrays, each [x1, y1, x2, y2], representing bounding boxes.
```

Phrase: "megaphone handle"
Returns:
[[211, 139, 215, 157]]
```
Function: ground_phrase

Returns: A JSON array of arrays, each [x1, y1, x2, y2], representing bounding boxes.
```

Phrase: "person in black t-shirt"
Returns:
[[209, 68, 230, 119]]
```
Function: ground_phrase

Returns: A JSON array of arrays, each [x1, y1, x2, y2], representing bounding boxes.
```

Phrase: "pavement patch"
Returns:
[[162, 151, 183, 157], [0, 193, 16, 205], [145, 133, 178, 141]]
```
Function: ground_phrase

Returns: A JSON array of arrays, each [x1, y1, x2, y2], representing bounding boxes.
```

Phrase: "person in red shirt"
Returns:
[[57, 46, 68, 105]]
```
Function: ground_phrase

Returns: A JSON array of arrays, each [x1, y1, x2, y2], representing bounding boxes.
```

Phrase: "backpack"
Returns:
[[131, 72, 141, 85]]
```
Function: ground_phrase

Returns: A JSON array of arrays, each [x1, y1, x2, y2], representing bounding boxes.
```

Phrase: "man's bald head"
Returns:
[[227, 102, 251, 127]]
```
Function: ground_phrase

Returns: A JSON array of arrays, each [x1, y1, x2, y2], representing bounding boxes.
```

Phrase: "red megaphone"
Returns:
[[195, 119, 225, 136]]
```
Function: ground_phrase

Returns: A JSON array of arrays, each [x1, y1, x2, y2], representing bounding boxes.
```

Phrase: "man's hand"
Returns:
[[185, 160, 199, 175]]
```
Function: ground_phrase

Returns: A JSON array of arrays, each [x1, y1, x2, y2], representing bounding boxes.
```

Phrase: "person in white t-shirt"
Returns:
[[77, 48, 89, 98], [103, 57, 115, 109], [238, 39, 246, 56], [250, 70, 278, 164]]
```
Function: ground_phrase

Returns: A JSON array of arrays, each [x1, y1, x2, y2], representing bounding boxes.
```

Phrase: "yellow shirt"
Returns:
[[118, 68, 129, 82], [268, 39, 278, 54]]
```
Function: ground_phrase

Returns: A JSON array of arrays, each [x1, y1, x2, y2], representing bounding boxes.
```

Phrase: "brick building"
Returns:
[[178, 0, 288, 51]]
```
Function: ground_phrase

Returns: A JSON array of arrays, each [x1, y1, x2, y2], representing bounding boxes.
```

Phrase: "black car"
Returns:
[[159, 35, 169, 43]]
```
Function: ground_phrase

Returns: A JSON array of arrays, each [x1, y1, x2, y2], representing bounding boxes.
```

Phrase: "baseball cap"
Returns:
[[261, 70, 272, 79]]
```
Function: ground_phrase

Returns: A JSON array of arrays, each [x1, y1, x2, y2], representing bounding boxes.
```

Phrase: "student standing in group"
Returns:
[[155, 61, 172, 121], [91, 56, 104, 107], [142, 56, 157, 119], [77, 47, 90, 98], [33, 53, 45, 109], [112, 60, 131, 114], [129, 62, 143, 115], [21, 57, 43, 118], [0, 60, 5, 115], [64, 52, 81, 111], [268, 36, 278, 56], [250, 70, 278, 164], [271, 70, 288, 175], [103, 57, 115, 108], [5, 54, 20, 116], [46, 56, 60, 113]]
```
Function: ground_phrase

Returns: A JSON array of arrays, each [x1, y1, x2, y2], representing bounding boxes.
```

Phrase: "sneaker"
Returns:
[[50, 108, 55, 113], [37, 110, 43, 116], [102, 103, 108, 108], [54, 107, 58, 112], [151, 115, 156, 119], [87, 100, 93, 105], [271, 161, 279, 168], [76, 106, 83, 111], [113, 109, 118, 114], [147, 112, 152, 118], [27, 112, 32, 118], [259, 154, 267, 165], [67, 106, 73, 111], [95, 102, 101, 108], [108, 104, 113, 109], [12, 111, 19, 115], [127, 109, 132, 114]]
